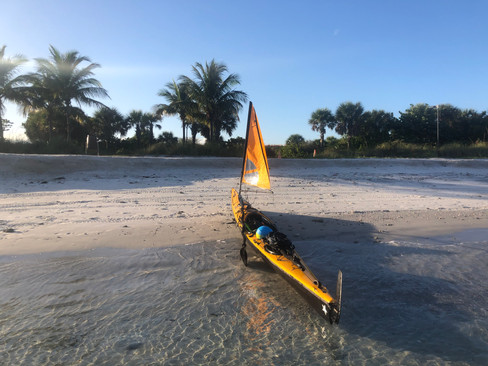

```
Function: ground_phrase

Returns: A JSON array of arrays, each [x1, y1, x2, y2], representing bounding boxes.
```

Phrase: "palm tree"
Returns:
[[308, 108, 336, 147], [286, 134, 306, 146], [218, 107, 239, 137], [360, 110, 396, 147], [31, 45, 109, 141], [189, 119, 206, 145], [142, 112, 161, 142], [155, 80, 196, 144], [335, 102, 364, 149], [21, 67, 60, 142], [0, 45, 27, 141], [126, 110, 144, 144], [90, 107, 128, 146], [126, 110, 161, 145], [179, 60, 247, 142]]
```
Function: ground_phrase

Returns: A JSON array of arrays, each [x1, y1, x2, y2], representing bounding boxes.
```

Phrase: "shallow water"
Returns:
[[1, 235, 487, 365]]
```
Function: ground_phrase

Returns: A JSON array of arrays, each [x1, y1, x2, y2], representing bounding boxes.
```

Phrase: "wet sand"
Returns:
[[1, 154, 488, 255]]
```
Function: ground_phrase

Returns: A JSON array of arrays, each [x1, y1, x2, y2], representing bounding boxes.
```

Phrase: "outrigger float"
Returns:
[[231, 102, 342, 324]]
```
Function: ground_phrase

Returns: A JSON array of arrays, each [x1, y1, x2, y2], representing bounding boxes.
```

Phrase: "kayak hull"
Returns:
[[231, 188, 341, 323]]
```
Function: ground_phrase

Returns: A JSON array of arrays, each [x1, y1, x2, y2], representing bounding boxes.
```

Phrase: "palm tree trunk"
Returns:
[[191, 124, 198, 146], [136, 124, 141, 143], [182, 121, 186, 144], [0, 102, 4, 141], [65, 102, 71, 142], [66, 113, 70, 142], [46, 107, 53, 143], [209, 116, 213, 142]]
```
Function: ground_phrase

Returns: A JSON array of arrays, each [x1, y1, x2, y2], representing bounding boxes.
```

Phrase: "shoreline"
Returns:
[[1, 154, 487, 255]]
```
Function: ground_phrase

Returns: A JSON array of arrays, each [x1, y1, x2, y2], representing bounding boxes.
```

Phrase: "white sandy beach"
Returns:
[[1, 154, 488, 255]]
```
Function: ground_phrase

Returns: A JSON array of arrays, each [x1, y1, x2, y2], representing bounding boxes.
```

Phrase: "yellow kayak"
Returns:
[[232, 188, 342, 324]]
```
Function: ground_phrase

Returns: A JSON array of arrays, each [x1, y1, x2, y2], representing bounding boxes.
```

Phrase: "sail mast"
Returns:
[[239, 101, 253, 196]]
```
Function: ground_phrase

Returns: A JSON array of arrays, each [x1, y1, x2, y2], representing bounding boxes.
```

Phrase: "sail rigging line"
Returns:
[[239, 102, 253, 260], [238, 101, 253, 197], [238, 103, 253, 265]]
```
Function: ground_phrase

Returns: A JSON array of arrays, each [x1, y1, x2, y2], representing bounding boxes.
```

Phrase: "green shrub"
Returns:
[[367, 141, 434, 158], [0, 137, 84, 154], [438, 142, 488, 158], [3, 136, 488, 159]]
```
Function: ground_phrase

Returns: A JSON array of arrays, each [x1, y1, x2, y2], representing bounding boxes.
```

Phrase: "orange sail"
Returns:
[[240, 102, 271, 190]]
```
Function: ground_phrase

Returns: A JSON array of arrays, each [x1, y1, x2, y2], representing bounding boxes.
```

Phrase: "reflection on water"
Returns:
[[240, 279, 277, 342], [0, 238, 487, 365]]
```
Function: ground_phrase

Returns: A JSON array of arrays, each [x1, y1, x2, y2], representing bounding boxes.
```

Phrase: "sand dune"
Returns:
[[1, 153, 488, 255]]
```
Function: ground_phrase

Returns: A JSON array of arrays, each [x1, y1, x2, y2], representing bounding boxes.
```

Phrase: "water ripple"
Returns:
[[0, 239, 487, 365]]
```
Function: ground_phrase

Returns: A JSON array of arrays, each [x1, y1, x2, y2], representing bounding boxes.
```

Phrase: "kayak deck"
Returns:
[[231, 188, 341, 323]]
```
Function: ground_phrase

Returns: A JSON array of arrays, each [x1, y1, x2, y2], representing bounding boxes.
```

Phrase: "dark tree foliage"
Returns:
[[335, 102, 364, 137], [178, 60, 247, 142], [360, 110, 396, 147], [0, 45, 28, 141], [158, 131, 178, 145], [462, 109, 488, 142], [311, 101, 488, 149], [440, 106, 488, 143], [28, 46, 108, 142], [155, 80, 195, 144], [125, 110, 161, 146], [397, 104, 438, 144], [286, 134, 306, 146], [308, 108, 335, 147], [395, 104, 488, 145], [88, 107, 129, 146], [23, 108, 87, 144]]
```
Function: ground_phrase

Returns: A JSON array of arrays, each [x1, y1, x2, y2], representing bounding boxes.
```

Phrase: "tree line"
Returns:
[[3, 44, 487, 155], [0, 45, 247, 149], [308, 102, 488, 149]]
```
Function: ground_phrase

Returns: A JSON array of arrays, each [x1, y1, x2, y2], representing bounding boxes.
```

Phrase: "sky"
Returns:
[[2, 0, 487, 145]]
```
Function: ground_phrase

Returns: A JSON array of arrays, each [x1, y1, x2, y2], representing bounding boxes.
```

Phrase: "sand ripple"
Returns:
[[1, 238, 487, 365]]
